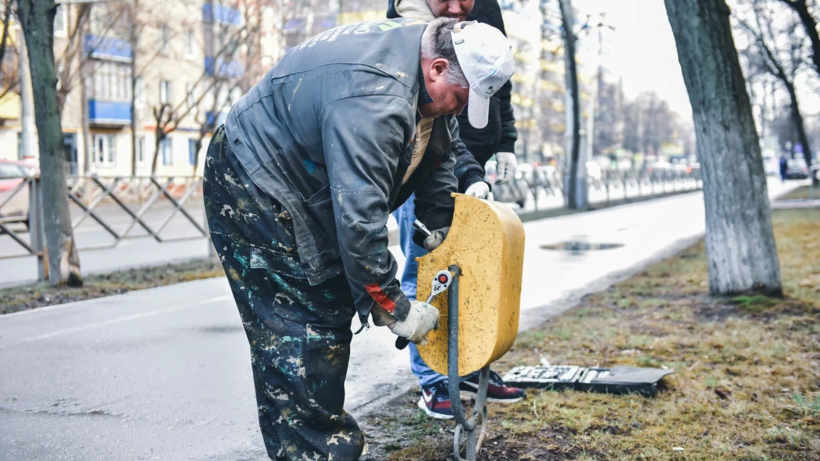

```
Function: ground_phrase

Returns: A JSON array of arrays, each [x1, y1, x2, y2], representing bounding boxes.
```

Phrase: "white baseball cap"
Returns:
[[451, 21, 515, 129]]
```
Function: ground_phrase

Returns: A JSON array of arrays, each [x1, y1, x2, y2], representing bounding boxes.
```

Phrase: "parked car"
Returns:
[[786, 158, 809, 179], [0, 160, 38, 228]]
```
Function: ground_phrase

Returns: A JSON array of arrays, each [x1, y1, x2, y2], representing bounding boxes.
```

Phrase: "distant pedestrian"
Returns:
[[779, 155, 788, 182]]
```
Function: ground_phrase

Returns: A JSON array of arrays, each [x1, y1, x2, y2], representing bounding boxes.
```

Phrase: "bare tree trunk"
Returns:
[[779, 0, 820, 77], [739, 7, 816, 182], [80, 65, 92, 177], [783, 78, 814, 173], [129, 1, 138, 176], [560, 0, 582, 209], [664, 0, 781, 296], [152, 133, 162, 175], [18, 0, 82, 286]]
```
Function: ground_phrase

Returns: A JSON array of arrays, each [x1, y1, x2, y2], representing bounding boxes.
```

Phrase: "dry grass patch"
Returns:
[[777, 185, 820, 202], [361, 208, 820, 460]]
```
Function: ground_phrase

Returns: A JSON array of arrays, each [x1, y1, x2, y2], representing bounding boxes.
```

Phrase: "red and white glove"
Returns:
[[390, 301, 440, 345]]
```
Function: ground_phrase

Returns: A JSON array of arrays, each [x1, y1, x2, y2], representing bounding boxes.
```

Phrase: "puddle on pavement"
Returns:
[[540, 241, 625, 251]]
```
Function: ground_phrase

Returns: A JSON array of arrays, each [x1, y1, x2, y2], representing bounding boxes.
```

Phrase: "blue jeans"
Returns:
[[393, 195, 447, 388]]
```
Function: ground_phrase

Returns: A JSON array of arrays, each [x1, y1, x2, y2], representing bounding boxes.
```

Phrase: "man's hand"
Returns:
[[464, 181, 490, 199], [495, 152, 517, 184], [371, 304, 397, 328], [390, 301, 440, 345], [423, 227, 450, 251]]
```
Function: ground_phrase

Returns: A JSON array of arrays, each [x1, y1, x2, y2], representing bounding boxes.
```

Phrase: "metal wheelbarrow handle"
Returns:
[[446, 264, 490, 461]]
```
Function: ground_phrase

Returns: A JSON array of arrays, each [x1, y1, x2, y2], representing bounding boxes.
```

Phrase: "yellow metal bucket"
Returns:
[[416, 194, 525, 376]]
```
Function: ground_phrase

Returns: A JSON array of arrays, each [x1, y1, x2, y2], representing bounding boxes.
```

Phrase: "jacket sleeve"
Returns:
[[321, 95, 414, 322], [496, 79, 518, 154], [480, 0, 518, 154], [412, 118, 459, 248], [449, 115, 488, 192]]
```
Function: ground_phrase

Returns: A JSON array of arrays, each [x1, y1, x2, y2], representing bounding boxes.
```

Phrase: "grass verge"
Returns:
[[0, 258, 224, 315], [360, 208, 820, 461], [777, 185, 819, 201]]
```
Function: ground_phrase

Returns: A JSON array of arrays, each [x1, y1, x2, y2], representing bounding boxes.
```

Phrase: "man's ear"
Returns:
[[428, 58, 450, 83]]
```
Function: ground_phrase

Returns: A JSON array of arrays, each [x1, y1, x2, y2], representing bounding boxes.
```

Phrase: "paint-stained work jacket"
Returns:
[[224, 18, 457, 323]]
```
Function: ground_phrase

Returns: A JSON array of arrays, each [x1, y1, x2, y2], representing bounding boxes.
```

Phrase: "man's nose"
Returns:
[[448, 1, 463, 17]]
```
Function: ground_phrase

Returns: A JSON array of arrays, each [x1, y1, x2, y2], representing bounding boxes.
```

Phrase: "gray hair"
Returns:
[[421, 18, 468, 88]]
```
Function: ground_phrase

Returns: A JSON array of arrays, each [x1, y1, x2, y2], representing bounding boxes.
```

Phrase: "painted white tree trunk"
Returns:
[[664, 0, 782, 295], [18, 28, 38, 160], [19, 0, 83, 287]]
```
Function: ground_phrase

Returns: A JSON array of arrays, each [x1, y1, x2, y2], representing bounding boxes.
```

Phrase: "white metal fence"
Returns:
[[492, 168, 703, 210], [0, 175, 207, 281]]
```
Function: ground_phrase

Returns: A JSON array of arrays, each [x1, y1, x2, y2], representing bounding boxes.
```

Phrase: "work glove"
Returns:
[[464, 181, 491, 199], [423, 226, 450, 251], [495, 152, 517, 184], [390, 300, 440, 346]]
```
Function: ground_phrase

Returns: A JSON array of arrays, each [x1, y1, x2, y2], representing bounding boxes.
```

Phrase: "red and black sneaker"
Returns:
[[459, 370, 526, 403], [418, 381, 454, 420]]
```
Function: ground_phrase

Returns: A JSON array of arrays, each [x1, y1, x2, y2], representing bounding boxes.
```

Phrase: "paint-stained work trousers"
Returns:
[[204, 126, 365, 461]]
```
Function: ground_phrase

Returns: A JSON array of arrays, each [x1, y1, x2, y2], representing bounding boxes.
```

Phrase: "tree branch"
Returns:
[[777, 0, 820, 76], [0, 0, 12, 68]]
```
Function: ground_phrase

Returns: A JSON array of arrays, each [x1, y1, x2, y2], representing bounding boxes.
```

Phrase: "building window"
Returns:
[[137, 136, 145, 162], [159, 24, 170, 52], [188, 139, 197, 165], [93, 62, 131, 101], [135, 77, 145, 106], [161, 137, 173, 165], [54, 5, 68, 36], [185, 30, 195, 57], [160, 80, 171, 104], [92, 134, 116, 165], [186, 83, 195, 108]]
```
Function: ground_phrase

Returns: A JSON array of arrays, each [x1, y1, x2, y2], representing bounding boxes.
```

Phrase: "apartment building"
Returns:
[[0, 0, 256, 178], [500, 0, 599, 164], [0, 0, 603, 174]]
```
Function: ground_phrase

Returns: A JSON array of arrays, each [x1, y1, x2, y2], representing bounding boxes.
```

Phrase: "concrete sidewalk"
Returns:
[[0, 179, 801, 461]]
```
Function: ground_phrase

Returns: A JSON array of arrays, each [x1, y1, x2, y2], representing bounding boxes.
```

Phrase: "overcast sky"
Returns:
[[577, 0, 820, 124], [578, 0, 693, 119]]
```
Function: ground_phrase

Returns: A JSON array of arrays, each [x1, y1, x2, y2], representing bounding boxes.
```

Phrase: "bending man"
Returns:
[[204, 17, 514, 461]]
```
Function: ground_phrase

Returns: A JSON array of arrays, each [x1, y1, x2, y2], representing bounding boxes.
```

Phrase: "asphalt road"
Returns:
[[0, 180, 801, 461]]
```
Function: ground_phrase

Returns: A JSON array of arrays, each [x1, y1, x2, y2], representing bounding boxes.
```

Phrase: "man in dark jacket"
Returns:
[[204, 17, 514, 460], [388, 0, 519, 187], [388, 0, 526, 421]]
